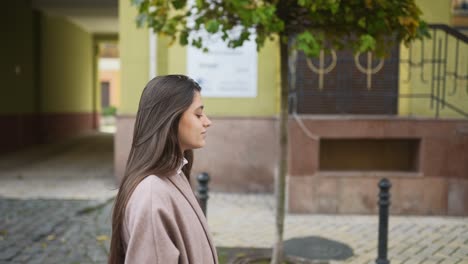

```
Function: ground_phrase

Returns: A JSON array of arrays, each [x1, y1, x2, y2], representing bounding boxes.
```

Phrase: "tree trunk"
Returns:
[[271, 35, 289, 264]]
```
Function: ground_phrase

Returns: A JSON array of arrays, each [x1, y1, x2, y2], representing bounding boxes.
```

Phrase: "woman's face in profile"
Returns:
[[178, 92, 212, 151]]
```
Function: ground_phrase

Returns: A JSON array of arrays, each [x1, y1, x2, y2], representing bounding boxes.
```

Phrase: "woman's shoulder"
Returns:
[[135, 174, 170, 191], [124, 175, 178, 238], [127, 175, 174, 209]]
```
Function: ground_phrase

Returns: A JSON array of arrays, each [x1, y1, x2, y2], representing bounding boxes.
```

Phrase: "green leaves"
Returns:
[[195, 0, 206, 9], [205, 19, 220, 33], [131, 0, 428, 57], [296, 31, 321, 57], [192, 37, 203, 49], [358, 34, 376, 53], [358, 17, 366, 29], [298, 0, 311, 7], [171, 0, 186, 9], [417, 21, 431, 39], [329, 1, 340, 14], [179, 30, 189, 46]]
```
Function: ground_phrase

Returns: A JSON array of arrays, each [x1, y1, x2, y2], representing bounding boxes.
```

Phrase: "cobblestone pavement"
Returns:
[[208, 193, 468, 264], [1, 194, 467, 264], [0, 133, 467, 264], [0, 198, 112, 264], [0, 133, 115, 263]]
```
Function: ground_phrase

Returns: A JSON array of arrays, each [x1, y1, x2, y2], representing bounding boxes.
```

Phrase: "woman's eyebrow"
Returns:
[[195, 105, 204, 111]]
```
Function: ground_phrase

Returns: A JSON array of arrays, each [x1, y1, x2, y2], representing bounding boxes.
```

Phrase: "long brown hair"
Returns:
[[108, 75, 201, 264]]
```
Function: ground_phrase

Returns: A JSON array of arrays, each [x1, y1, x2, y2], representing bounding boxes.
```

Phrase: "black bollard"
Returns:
[[376, 178, 392, 264], [196, 172, 210, 217]]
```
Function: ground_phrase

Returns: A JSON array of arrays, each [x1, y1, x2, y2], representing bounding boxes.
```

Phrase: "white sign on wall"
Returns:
[[187, 35, 258, 98]]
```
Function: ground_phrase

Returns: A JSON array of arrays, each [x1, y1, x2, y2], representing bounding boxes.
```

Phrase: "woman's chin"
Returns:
[[197, 140, 206, 149], [187, 142, 205, 150]]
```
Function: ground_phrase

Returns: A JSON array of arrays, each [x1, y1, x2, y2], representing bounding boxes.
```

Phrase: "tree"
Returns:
[[131, 0, 428, 263]]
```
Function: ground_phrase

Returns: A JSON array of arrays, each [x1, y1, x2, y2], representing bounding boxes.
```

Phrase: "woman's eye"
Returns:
[[196, 114, 202, 118]]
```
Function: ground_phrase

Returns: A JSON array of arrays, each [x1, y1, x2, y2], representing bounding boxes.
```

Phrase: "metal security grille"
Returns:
[[291, 46, 400, 115]]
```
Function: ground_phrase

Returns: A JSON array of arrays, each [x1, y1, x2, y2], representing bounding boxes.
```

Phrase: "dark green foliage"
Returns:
[[132, 0, 429, 57], [101, 106, 117, 116]]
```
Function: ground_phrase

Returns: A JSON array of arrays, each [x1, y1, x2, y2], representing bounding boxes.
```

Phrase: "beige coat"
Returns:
[[123, 172, 218, 264]]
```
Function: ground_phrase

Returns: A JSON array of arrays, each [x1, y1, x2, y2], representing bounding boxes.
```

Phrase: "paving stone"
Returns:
[[451, 247, 468, 259], [0, 247, 19, 260], [26, 253, 48, 264]]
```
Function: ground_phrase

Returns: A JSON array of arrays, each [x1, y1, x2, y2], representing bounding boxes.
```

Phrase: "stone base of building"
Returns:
[[0, 112, 97, 155], [114, 115, 468, 215], [288, 175, 468, 216], [288, 116, 468, 216]]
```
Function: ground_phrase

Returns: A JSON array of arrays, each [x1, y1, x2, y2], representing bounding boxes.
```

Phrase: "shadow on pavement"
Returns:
[[217, 236, 353, 264]]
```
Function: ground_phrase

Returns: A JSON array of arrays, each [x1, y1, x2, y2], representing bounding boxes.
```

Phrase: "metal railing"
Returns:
[[399, 24, 468, 118]]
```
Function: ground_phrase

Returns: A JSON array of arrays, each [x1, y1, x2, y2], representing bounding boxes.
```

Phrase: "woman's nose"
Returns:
[[204, 116, 212, 127]]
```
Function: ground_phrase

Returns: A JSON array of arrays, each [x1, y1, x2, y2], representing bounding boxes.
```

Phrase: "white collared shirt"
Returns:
[[177, 158, 188, 175]]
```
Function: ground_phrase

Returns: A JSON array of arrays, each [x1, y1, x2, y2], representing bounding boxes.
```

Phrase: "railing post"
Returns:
[[376, 178, 392, 264], [196, 172, 210, 217]]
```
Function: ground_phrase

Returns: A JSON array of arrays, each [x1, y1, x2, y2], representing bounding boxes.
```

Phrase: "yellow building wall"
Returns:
[[209, 39, 280, 116], [40, 14, 94, 113], [119, 0, 280, 116], [416, 0, 451, 24], [162, 38, 280, 117], [119, 0, 149, 115], [398, 44, 411, 116], [399, 0, 468, 118]]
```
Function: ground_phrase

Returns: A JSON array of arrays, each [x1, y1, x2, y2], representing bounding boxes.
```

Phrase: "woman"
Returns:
[[108, 75, 217, 264]]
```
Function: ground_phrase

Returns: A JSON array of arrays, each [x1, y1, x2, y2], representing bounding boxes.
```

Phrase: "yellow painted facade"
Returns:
[[119, 0, 150, 115], [40, 14, 94, 113], [119, 0, 466, 118], [399, 0, 468, 118], [118, 0, 280, 117]]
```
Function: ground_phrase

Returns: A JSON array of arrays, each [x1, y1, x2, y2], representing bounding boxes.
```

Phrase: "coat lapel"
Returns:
[[167, 173, 218, 264]]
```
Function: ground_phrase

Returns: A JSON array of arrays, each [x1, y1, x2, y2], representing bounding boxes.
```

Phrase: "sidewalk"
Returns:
[[0, 133, 117, 200], [1, 193, 466, 264], [208, 193, 468, 264], [0, 133, 467, 263]]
